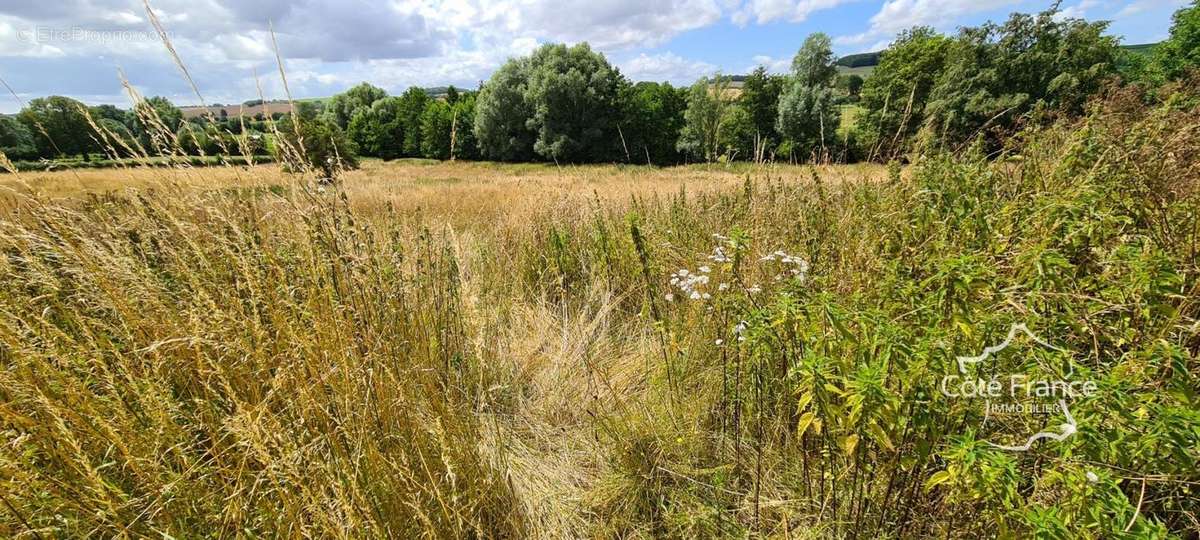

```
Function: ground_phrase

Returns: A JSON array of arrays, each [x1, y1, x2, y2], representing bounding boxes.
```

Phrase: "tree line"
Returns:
[[2, 2, 1198, 171]]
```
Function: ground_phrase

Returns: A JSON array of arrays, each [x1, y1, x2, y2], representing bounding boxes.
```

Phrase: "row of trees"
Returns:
[[0, 93, 281, 163], [3, 2, 1198, 169]]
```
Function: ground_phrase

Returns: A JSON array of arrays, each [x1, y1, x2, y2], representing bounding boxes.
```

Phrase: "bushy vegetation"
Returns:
[[1, 77, 1197, 538]]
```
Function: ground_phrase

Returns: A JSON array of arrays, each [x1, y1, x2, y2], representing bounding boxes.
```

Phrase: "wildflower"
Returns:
[[708, 247, 731, 263], [1086, 471, 1099, 483], [718, 283, 729, 291], [715, 338, 724, 345], [689, 291, 701, 300], [748, 285, 761, 293], [699, 265, 711, 273], [665, 293, 675, 302]]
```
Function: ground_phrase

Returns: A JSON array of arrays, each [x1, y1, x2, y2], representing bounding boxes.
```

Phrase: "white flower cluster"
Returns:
[[668, 267, 711, 301], [760, 250, 810, 282]]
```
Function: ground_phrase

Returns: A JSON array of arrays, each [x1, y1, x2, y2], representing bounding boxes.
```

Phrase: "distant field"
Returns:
[[838, 103, 863, 136]]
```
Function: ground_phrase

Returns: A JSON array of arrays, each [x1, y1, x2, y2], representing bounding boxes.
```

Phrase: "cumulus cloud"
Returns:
[[731, 0, 858, 26], [621, 52, 717, 84], [834, 0, 1019, 52]]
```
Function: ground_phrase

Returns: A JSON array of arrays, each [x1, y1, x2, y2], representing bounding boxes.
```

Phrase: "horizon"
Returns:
[[0, 0, 1180, 114]]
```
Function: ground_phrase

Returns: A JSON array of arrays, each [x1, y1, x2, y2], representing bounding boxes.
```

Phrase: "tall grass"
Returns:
[[1, 73, 1198, 539]]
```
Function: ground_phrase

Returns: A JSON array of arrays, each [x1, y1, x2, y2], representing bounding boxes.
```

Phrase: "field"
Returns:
[[1, 95, 1198, 538]]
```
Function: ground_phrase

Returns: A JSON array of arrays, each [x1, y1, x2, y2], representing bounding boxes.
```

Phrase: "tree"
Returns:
[[420, 100, 454, 160], [776, 34, 841, 161], [450, 93, 480, 160], [792, 33, 838, 88], [776, 81, 839, 160], [524, 43, 626, 162], [446, 85, 460, 105], [1153, 1, 1200, 81], [325, 82, 388, 129], [739, 66, 786, 157], [274, 101, 358, 179], [347, 96, 405, 159], [18, 96, 96, 160], [621, 81, 687, 164], [856, 27, 951, 159], [0, 115, 38, 161], [474, 43, 627, 162], [922, 7, 1119, 151], [475, 56, 536, 161], [90, 104, 132, 128], [131, 96, 184, 155], [678, 76, 733, 162], [841, 74, 864, 98], [397, 87, 431, 157]]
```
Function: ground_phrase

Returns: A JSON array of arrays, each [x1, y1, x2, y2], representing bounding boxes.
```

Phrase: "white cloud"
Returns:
[[1054, 0, 1100, 21], [731, 0, 858, 25], [1116, 0, 1186, 19], [621, 52, 717, 84], [834, 0, 1019, 53], [749, 54, 790, 73]]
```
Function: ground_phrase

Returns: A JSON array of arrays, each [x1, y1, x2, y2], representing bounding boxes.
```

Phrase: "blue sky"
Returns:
[[0, 0, 1184, 113]]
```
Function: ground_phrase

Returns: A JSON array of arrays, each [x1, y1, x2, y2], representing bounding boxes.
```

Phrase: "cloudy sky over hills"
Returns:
[[0, 0, 1183, 112]]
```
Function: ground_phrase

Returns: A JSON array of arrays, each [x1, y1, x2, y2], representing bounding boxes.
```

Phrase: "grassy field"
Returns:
[[1, 94, 1198, 538]]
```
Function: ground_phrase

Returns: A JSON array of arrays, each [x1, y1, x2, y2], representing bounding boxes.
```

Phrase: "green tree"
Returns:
[[274, 102, 358, 179], [420, 100, 454, 160], [922, 8, 1119, 150], [739, 66, 785, 154], [325, 82, 388, 129], [347, 96, 405, 160], [397, 87, 431, 157], [18, 96, 96, 160], [776, 82, 839, 160], [776, 34, 841, 160], [840, 74, 864, 98], [474, 43, 627, 162], [621, 81, 687, 164], [525, 43, 626, 162], [1153, 1, 1200, 81], [474, 57, 536, 161], [678, 76, 734, 162], [857, 27, 951, 160], [131, 96, 184, 155], [0, 115, 38, 161], [450, 93, 480, 160], [792, 33, 838, 88]]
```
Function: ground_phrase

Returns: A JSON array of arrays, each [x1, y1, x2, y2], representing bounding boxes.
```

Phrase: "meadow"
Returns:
[[1, 91, 1198, 539]]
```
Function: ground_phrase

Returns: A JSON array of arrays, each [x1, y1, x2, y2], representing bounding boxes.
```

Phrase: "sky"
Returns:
[[0, 0, 1184, 113]]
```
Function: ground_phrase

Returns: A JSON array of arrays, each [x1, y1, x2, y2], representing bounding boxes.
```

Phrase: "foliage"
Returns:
[[525, 43, 627, 162], [475, 43, 626, 162], [922, 8, 1120, 151], [1153, 0, 1200, 81], [324, 82, 388, 129], [420, 99, 455, 160], [776, 34, 841, 161], [274, 101, 358, 178], [776, 80, 840, 161], [677, 76, 734, 162], [739, 66, 785, 157], [856, 27, 951, 161], [0, 115, 38, 161], [347, 96, 405, 160], [17, 95, 97, 159], [397, 87, 431, 157], [791, 33, 838, 88], [474, 56, 536, 161], [620, 81, 687, 165]]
